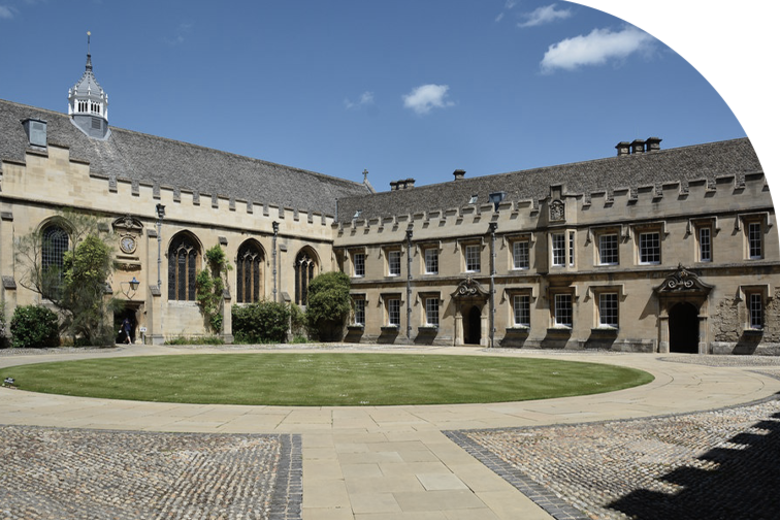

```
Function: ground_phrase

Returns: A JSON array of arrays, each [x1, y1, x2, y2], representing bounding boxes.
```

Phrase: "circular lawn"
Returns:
[[0, 353, 653, 406]]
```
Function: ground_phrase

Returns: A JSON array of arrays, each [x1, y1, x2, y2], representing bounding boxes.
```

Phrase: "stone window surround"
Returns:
[[352, 294, 366, 326], [504, 286, 535, 329], [737, 284, 772, 331], [351, 250, 366, 278]]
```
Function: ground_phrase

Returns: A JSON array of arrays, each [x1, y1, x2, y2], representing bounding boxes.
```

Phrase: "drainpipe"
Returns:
[[406, 226, 414, 341], [272, 221, 279, 303], [488, 222, 497, 348]]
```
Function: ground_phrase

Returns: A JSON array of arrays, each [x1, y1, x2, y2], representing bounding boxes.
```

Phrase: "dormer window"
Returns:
[[22, 118, 47, 148]]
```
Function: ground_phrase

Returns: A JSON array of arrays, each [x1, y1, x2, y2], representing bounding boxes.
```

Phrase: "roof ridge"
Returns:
[[339, 136, 752, 200], [0, 98, 367, 190]]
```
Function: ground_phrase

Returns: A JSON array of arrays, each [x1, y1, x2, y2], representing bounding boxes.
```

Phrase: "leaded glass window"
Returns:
[[168, 234, 199, 301], [41, 225, 69, 298], [237, 242, 263, 303], [295, 250, 317, 306]]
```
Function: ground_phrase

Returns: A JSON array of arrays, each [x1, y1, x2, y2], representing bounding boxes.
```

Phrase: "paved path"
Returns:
[[2, 345, 779, 519]]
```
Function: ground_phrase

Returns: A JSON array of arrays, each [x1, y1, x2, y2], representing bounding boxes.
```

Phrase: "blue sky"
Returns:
[[0, 1, 774, 193]]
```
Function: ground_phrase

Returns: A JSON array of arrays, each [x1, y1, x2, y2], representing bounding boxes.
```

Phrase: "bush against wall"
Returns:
[[10, 305, 59, 349], [62, 234, 117, 346], [196, 245, 232, 333], [0, 302, 8, 348], [305, 271, 351, 341], [232, 301, 291, 344], [15, 210, 118, 346]]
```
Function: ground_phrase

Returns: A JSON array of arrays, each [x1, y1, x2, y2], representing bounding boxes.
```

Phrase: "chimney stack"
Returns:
[[615, 141, 630, 156], [453, 169, 466, 181], [645, 137, 662, 152], [630, 139, 646, 154]]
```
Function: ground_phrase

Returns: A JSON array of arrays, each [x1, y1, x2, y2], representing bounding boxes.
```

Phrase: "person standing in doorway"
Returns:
[[122, 317, 132, 344]]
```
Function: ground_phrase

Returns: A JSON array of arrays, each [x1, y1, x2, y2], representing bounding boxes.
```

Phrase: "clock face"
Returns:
[[120, 236, 136, 254]]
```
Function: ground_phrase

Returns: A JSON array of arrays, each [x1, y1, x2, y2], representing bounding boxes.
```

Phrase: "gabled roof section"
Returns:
[[0, 99, 372, 216], [336, 137, 763, 223]]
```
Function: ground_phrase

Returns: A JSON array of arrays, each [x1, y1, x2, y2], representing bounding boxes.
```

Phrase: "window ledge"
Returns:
[[591, 326, 619, 334], [347, 325, 364, 331], [506, 326, 530, 333], [547, 326, 572, 334], [744, 328, 764, 336], [381, 325, 400, 332], [418, 325, 439, 332]]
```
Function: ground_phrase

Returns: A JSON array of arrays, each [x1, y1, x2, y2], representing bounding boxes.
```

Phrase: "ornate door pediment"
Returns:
[[654, 264, 713, 296], [451, 278, 490, 301]]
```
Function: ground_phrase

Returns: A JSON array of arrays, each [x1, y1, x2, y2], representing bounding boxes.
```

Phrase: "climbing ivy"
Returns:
[[196, 245, 232, 333]]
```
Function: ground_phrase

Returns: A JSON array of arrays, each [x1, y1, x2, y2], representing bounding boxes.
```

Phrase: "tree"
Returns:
[[196, 245, 232, 333], [62, 234, 116, 345], [15, 210, 118, 346], [305, 271, 351, 341]]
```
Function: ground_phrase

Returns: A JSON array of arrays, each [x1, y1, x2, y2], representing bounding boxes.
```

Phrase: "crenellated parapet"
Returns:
[[334, 170, 770, 249]]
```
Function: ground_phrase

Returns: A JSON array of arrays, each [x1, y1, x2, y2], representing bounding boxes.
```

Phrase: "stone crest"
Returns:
[[549, 199, 565, 222]]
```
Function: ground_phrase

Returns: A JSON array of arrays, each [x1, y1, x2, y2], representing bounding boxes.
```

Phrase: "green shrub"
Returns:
[[0, 302, 8, 348], [10, 305, 59, 349], [165, 335, 225, 346], [305, 271, 351, 341], [232, 301, 291, 344]]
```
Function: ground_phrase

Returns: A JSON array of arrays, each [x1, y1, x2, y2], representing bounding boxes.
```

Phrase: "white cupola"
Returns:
[[68, 32, 110, 139]]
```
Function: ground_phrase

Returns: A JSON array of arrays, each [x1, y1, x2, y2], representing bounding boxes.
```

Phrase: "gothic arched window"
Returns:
[[168, 234, 199, 301], [236, 241, 264, 303], [41, 224, 69, 298], [294, 249, 318, 306]]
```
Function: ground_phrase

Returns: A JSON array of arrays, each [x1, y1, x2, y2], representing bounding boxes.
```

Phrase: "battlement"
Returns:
[[334, 171, 770, 247], [0, 143, 335, 238]]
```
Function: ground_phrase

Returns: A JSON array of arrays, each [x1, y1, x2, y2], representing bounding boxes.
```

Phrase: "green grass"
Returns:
[[0, 353, 653, 406]]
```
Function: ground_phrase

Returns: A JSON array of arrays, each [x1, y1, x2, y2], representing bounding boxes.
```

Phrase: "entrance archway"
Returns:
[[114, 305, 139, 344], [464, 305, 482, 345], [669, 302, 699, 353]]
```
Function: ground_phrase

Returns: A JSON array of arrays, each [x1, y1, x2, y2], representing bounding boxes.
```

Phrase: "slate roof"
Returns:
[[336, 137, 763, 223], [0, 99, 372, 216]]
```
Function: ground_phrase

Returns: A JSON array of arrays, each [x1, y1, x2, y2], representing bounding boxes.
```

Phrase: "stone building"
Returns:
[[1, 50, 778, 354], [0, 51, 372, 344]]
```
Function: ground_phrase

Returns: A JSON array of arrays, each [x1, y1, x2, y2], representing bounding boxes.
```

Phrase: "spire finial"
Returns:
[[86, 31, 93, 71]]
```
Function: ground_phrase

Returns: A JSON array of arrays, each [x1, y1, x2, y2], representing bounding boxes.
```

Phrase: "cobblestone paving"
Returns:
[[0, 427, 302, 520], [660, 355, 780, 367], [448, 397, 780, 520]]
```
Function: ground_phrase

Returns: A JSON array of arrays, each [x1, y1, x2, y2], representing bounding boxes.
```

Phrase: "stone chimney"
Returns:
[[405, 178, 415, 189], [630, 139, 646, 154], [390, 181, 398, 191], [453, 169, 466, 181], [645, 137, 662, 152], [615, 141, 631, 156]]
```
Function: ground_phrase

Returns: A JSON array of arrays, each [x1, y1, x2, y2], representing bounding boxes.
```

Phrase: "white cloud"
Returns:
[[344, 91, 375, 110], [540, 26, 653, 73], [519, 4, 572, 28], [166, 22, 193, 45], [495, 1, 517, 23], [0, 5, 17, 19], [402, 84, 454, 115]]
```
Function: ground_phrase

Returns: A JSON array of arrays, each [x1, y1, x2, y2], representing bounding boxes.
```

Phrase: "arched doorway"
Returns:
[[669, 302, 699, 353], [464, 305, 482, 345]]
